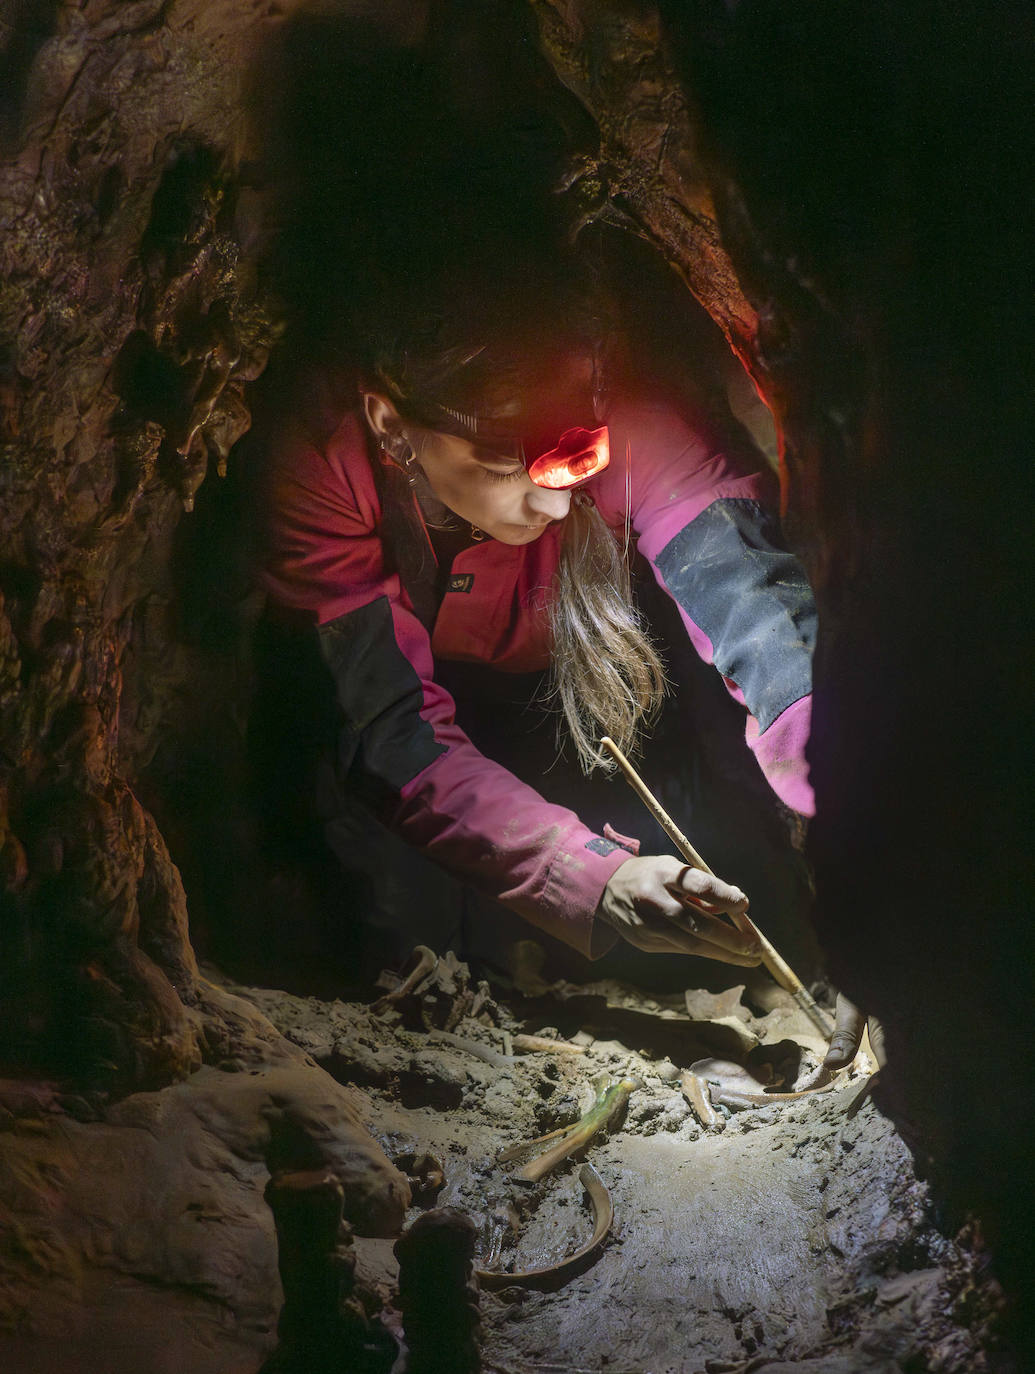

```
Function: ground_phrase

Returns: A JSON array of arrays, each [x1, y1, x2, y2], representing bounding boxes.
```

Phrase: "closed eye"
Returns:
[[479, 464, 525, 485]]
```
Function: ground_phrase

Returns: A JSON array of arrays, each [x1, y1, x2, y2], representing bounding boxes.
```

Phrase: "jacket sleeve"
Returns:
[[262, 414, 628, 956], [597, 403, 817, 817]]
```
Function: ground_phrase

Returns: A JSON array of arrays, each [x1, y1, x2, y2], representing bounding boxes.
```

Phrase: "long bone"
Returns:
[[682, 1056, 845, 1122], [499, 1074, 642, 1185], [473, 1163, 613, 1292], [478, 1076, 641, 1290]]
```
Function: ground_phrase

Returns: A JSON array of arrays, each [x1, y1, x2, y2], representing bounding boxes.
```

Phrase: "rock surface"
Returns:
[[0, 980, 409, 1374], [1, 961, 1007, 1372]]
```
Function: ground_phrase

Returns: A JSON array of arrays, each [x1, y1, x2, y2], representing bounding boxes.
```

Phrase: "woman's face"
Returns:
[[412, 428, 572, 545]]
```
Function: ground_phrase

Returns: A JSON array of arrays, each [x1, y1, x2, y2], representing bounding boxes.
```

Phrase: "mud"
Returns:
[[241, 962, 1006, 1374], [0, 953, 1007, 1373]]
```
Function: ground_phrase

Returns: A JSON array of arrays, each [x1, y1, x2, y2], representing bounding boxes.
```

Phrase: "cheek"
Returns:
[[417, 445, 528, 524], [477, 481, 525, 513], [453, 475, 525, 523]]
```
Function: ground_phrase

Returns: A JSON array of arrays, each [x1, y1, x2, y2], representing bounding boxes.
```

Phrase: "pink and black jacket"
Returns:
[[264, 399, 815, 957]]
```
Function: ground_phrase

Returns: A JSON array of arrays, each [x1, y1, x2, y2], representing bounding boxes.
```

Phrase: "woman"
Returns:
[[260, 259, 816, 973]]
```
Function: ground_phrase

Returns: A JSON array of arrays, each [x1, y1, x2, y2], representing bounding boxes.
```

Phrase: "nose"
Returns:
[[525, 484, 572, 522]]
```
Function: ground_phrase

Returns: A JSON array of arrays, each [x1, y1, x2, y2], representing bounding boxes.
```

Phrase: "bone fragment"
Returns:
[[688, 1055, 843, 1112], [511, 1034, 586, 1055], [679, 1069, 722, 1129], [796, 1062, 835, 1092], [427, 1030, 516, 1070], [474, 1163, 613, 1291], [369, 945, 438, 1013], [496, 1123, 578, 1164], [482, 1202, 520, 1271], [713, 1081, 839, 1110], [513, 1076, 640, 1184]]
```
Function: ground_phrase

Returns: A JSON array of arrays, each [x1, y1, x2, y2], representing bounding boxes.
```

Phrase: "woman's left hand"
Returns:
[[596, 856, 762, 964]]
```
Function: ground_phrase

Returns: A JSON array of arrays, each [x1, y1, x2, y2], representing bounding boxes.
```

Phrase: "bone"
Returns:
[[679, 1069, 722, 1129], [369, 945, 438, 1014], [511, 1034, 586, 1055], [474, 1163, 613, 1291], [496, 1123, 578, 1165], [513, 1076, 641, 1185], [714, 1082, 839, 1110], [427, 1030, 517, 1070], [689, 1056, 842, 1112]]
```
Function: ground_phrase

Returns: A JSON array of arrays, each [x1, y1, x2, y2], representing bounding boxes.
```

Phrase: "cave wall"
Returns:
[[0, 12, 412, 1353], [0, 0, 290, 1086], [671, 3, 1035, 1328]]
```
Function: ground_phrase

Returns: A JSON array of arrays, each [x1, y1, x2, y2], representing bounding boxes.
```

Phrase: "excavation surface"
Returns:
[[244, 962, 999, 1373], [0, 957, 1005, 1374]]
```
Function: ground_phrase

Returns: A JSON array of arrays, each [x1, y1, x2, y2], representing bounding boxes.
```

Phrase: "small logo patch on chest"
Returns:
[[585, 837, 620, 856], [447, 573, 475, 593]]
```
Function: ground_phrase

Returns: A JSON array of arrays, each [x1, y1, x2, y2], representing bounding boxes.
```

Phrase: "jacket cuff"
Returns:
[[747, 694, 815, 817], [531, 837, 631, 959]]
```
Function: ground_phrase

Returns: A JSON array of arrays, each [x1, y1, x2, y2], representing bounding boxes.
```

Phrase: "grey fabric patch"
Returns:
[[654, 498, 816, 733], [586, 837, 621, 856]]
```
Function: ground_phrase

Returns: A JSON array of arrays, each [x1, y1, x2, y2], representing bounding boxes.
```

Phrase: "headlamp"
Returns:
[[524, 425, 610, 489], [429, 405, 610, 490]]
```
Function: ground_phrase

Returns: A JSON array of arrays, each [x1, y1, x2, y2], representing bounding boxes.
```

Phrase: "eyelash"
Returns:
[[480, 466, 525, 485]]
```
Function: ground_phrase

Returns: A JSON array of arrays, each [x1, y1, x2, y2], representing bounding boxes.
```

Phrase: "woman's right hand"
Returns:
[[596, 855, 762, 964]]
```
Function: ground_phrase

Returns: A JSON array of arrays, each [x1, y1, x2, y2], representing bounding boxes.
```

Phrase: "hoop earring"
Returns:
[[469, 525, 487, 541], [382, 431, 420, 485]]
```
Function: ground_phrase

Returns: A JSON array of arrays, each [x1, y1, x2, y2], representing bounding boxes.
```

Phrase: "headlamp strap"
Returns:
[[441, 405, 479, 434]]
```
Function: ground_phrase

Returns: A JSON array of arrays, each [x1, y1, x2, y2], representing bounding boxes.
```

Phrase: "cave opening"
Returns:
[[1, 3, 1031, 1373]]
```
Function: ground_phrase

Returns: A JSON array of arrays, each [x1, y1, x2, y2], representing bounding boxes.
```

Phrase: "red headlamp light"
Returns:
[[526, 425, 610, 489], [418, 400, 610, 491]]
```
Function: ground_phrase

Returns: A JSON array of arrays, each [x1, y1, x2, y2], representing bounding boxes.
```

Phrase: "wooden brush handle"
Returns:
[[600, 736, 834, 1037]]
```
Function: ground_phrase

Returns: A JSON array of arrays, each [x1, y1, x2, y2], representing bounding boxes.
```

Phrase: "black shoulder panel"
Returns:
[[653, 498, 816, 733], [317, 597, 447, 798]]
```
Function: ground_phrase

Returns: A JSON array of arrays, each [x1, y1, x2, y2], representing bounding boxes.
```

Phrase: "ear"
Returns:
[[362, 391, 402, 439]]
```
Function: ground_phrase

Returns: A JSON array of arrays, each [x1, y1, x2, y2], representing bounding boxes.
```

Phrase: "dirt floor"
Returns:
[[0, 945, 1010, 1374], [237, 949, 1007, 1374]]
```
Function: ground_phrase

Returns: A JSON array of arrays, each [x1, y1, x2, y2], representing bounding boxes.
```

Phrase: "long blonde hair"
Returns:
[[548, 493, 666, 773]]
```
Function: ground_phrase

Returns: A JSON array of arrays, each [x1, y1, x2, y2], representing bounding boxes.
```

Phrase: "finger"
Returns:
[[618, 922, 700, 955], [628, 921, 763, 964], [674, 866, 749, 916], [659, 887, 759, 956], [639, 911, 762, 964], [824, 993, 866, 1069], [634, 928, 757, 962], [688, 941, 764, 966], [679, 907, 761, 960], [866, 1015, 888, 1070]]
